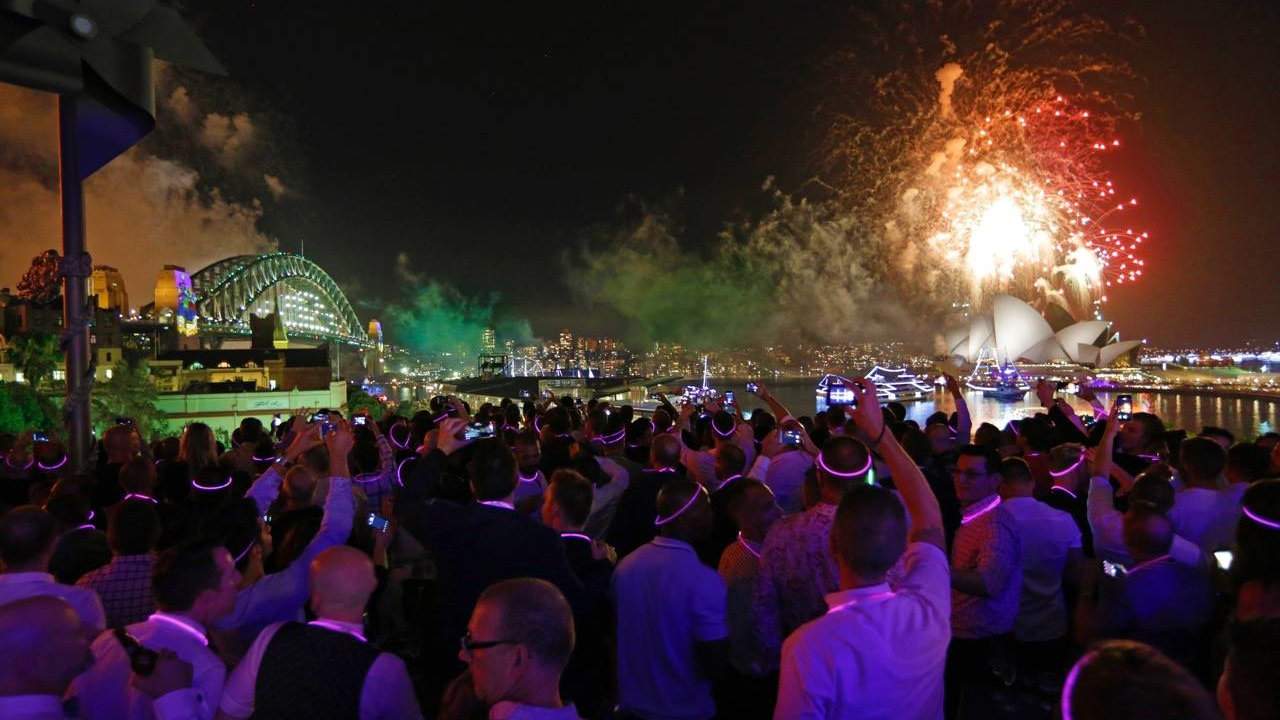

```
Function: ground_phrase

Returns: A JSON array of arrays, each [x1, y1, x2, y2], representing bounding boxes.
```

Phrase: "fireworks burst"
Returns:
[[827, 0, 1147, 321]]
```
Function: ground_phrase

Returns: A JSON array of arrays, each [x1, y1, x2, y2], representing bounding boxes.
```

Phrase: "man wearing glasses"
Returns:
[[458, 578, 581, 720]]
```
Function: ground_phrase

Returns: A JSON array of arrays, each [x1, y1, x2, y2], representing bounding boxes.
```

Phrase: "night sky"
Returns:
[[179, 0, 1280, 347]]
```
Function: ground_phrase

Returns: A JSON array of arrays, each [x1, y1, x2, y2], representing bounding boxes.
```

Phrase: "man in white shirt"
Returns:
[[70, 540, 240, 720], [0, 506, 106, 635], [614, 479, 728, 720], [997, 457, 1082, 685], [1169, 437, 1240, 553], [460, 578, 582, 720], [775, 380, 950, 720], [218, 546, 421, 719], [762, 421, 816, 514], [0, 596, 94, 720]]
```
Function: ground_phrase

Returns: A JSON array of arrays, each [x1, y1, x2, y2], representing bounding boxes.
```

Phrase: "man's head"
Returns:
[[727, 479, 782, 542], [309, 546, 377, 623], [1063, 640, 1220, 720], [1227, 442, 1271, 485], [462, 578, 574, 706], [1122, 507, 1174, 563], [512, 430, 541, 472], [283, 466, 317, 508], [816, 436, 872, 499], [1179, 436, 1228, 486], [655, 479, 712, 542], [953, 445, 1001, 506], [710, 411, 735, 445], [108, 499, 160, 556], [715, 443, 746, 483], [470, 438, 518, 502], [1118, 412, 1165, 454], [1220, 618, 1280, 720], [650, 433, 681, 470], [1128, 470, 1177, 514], [1199, 426, 1234, 450], [1048, 443, 1087, 485], [0, 596, 94, 696], [997, 457, 1035, 499], [0, 506, 56, 572], [831, 484, 907, 587], [152, 541, 240, 625], [925, 422, 955, 455], [541, 469, 593, 532]]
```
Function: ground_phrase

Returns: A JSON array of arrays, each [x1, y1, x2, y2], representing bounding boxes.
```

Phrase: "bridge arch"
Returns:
[[189, 253, 367, 346]]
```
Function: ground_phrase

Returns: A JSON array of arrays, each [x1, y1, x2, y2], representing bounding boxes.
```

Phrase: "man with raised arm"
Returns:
[[774, 379, 950, 719]]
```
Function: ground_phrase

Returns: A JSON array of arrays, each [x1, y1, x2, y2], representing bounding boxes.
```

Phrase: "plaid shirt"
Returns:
[[951, 499, 1022, 639], [75, 553, 155, 629], [753, 502, 840, 669]]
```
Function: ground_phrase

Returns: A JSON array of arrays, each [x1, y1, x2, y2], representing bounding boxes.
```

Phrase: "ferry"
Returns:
[[815, 366, 933, 412]]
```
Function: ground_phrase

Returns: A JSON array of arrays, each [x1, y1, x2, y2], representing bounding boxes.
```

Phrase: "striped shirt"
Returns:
[[951, 498, 1022, 639]]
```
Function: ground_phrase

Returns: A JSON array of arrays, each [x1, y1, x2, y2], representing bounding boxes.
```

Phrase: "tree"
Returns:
[[0, 382, 58, 435], [91, 362, 169, 442], [9, 332, 62, 390]]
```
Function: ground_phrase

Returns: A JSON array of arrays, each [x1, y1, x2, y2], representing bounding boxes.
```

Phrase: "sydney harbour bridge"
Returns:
[[181, 252, 372, 348]]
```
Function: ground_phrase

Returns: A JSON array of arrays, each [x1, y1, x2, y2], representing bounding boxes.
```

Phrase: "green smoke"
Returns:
[[385, 282, 534, 359]]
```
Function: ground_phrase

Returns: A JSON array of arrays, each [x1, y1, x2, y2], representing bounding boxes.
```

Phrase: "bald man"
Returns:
[[217, 546, 421, 719], [607, 433, 688, 558], [0, 596, 94, 719], [614, 479, 728, 720]]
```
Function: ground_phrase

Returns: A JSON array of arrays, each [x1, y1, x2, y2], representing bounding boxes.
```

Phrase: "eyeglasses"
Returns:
[[460, 630, 516, 654]]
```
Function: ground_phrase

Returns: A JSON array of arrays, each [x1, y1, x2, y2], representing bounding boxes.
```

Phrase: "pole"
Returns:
[[58, 96, 92, 473]]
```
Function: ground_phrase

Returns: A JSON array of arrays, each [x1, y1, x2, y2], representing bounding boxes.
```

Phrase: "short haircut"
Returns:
[[284, 466, 317, 505], [899, 427, 932, 465], [818, 436, 871, 487], [1228, 442, 1271, 483], [1020, 415, 1054, 452], [711, 411, 735, 439], [478, 578, 574, 670], [651, 433, 681, 468], [973, 423, 1002, 449], [957, 444, 1000, 474], [1063, 640, 1220, 720], [1226, 618, 1280, 720], [832, 485, 907, 578], [655, 479, 702, 520], [548, 469, 593, 527], [109, 500, 160, 555], [1235, 480, 1280, 589], [1048, 443, 1085, 474], [1129, 412, 1166, 447], [119, 456, 156, 494], [724, 478, 767, 517], [152, 541, 222, 612], [1179, 436, 1227, 481], [1129, 472, 1176, 514], [0, 506, 56, 566], [1199, 426, 1234, 445], [43, 493, 91, 528], [886, 401, 907, 423], [998, 457, 1034, 486], [717, 443, 746, 476], [470, 438, 517, 501]]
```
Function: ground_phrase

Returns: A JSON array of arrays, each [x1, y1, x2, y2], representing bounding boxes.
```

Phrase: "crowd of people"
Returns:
[[0, 376, 1278, 720]]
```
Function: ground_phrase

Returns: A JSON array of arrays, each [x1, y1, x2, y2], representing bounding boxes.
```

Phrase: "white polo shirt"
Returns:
[[1001, 497, 1081, 642], [774, 542, 950, 720], [0, 571, 105, 635], [613, 537, 727, 720]]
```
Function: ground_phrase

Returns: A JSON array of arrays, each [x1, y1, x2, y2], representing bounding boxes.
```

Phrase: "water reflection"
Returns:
[[762, 383, 1280, 441]]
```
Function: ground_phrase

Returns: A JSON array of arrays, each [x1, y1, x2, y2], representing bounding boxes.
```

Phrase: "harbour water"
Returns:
[[733, 379, 1280, 441]]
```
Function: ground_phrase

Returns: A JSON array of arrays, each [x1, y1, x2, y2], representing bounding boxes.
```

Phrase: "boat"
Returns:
[[815, 366, 933, 413], [965, 360, 1030, 401]]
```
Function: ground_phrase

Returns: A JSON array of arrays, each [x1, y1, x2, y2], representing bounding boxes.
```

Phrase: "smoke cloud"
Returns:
[[935, 62, 963, 119], [384, 281, 535, 361], [0, 81, 279, 307], [567, 184, 918, 349]]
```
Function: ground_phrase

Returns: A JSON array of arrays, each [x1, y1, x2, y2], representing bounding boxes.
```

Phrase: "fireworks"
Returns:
[[828, 0, 1146, 322]]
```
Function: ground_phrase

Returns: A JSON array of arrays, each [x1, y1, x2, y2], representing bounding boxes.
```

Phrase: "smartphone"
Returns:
[[519, 389, 531, 399], [746, 382, 759, 394], [367, 513, 391, 533], [724, 391, 736, 404], [116, 417, 134, 426], [32, 431, 49, 443], [352, 416, 368, 426], [310, 412, 329, 423], [320, 421, 336, 438], [1214, 550, 1233, 571], [113, 629, 158, 677], [781, 429, 802, 447], [262, 513, 273, 525], [826, 385, 856, 408], [1102, 560, 1126, 578], [1116, 394, 1133, 421], [464, 422, 496, 441]]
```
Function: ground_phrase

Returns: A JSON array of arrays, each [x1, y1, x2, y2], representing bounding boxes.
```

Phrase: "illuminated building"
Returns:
[[89, 265, 128, 311], [153, 265, 198, 338], [481, 326, 496, 353], [365, 319, 384, 375]]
